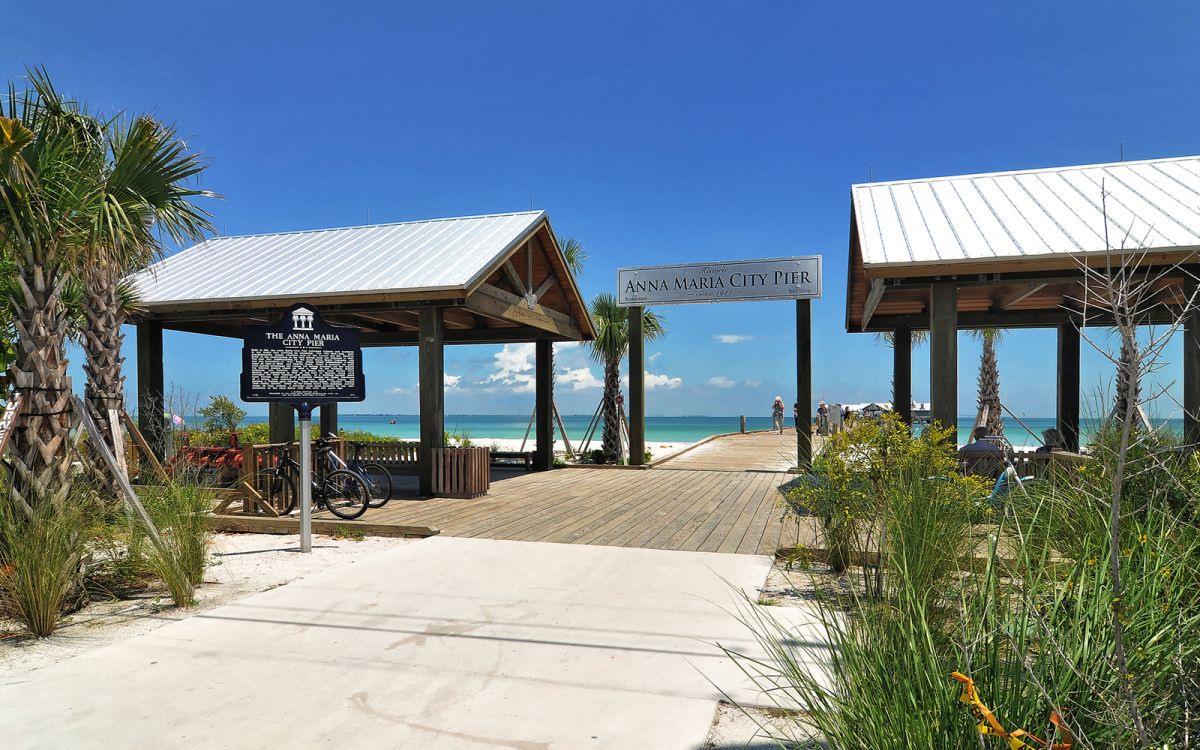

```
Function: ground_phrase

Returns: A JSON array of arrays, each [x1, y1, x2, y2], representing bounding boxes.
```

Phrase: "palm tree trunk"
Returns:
[[976, 335, 1004, 436], [1114, 336, 1140, 424], [601, 358, 621, 462], [81, 263, 126, 450], [7, 251, 73, 515]]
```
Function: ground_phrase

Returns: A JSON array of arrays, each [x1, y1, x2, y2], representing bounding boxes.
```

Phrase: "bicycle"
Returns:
[[322, 434, 393, 508], [265, 441, 369, 520]]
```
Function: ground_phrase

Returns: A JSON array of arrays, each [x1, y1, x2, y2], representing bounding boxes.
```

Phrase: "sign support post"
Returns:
[[297, 402, 313, 553]]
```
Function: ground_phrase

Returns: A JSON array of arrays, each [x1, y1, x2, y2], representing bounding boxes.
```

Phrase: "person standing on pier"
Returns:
[[772, 396, 785, 434]]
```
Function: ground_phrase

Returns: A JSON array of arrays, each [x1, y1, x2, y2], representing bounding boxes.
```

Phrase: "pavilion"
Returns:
[[129, 210, 595, 494], [845, 155, 1200, 450]]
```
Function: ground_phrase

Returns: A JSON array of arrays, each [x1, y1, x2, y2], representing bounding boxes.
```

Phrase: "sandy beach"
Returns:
[[464, 436, 693, 460]]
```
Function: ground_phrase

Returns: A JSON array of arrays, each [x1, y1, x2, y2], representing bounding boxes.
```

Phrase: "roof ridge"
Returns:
[[851, 154, 1200, 190], [203, 209, 546, 242]]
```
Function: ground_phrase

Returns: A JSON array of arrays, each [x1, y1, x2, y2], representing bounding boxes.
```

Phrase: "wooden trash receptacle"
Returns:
[[433, 446, 490, 498]]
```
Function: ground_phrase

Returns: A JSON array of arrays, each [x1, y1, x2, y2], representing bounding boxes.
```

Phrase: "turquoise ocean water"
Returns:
[[240, 414, 1185, 448]]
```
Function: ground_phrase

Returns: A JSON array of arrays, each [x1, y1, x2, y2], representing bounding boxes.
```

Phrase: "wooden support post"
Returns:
[[320, 402, 338, 439], [419, 307, 445, 495], [796, 300, 812, 469], [628, 306, 646, 465], [534, 338, 554, 471], [929, 284, 958, 439], [136, 322, 165, 461], [1185, 274, 1200, 448], [1057, 321, 1082, 452], [893, 326, 912, 425], [269, 402, 293, 444]]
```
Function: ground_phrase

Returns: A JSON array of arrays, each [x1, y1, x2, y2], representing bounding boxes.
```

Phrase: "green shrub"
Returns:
[[0, 487, 99, 637], [139, 482, 213, 606], [730, 419, 1200, 748]]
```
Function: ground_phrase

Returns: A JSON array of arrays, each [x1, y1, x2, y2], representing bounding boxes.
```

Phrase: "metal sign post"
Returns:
[[297, 402, 313, 553], [241, 304, 365, 553]]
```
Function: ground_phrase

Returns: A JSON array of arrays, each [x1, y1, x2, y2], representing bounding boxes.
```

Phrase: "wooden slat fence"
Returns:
[[351, 441, 421, 472], [433, 446, 490, 499]]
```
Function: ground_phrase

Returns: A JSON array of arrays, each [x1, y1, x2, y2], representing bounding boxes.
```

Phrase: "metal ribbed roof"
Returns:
[[852, 155, 1200, 268], [131, 210, 547, 304]]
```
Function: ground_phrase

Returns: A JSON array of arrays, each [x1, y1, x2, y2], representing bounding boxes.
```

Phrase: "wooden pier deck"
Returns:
[[214, 430, 819, 556]]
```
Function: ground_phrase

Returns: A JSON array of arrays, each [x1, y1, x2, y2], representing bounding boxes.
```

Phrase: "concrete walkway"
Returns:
[[2, 537, 827, 749]]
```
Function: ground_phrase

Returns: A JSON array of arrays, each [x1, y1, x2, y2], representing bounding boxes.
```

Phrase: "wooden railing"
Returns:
[[433, 447, 490, 499]]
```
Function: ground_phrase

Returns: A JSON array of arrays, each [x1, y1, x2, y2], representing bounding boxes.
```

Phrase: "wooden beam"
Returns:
[[796, 300, 812, 468], [360, 326, 572, 347], [893, 326, 912, 425], [1057, 322, 1081, 452], [418, 308, 445, 496], [862, 307, 1183, 332], [466, 284, 583, 339], [503, 261, 527, 297], [861, 278, 886, 329], [136, 322, 165, 460], [269, 402, 294, 444], [993, 282, 1050, 310], [531, 273, 558, 306], [535, 339, 554, 471], [628, 307, 645, 465], [319, 403, 338, 439], [1186, 272, 1200, 448], [929, 284, 957, 436]]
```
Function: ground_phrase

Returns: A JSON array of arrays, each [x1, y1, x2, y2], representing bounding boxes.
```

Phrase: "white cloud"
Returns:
[[645, 372, 682, 390], [557, 367, 602, 391], [648, 351, 662, 362], [487, 343, 536, 393], [715, 334, 753, 344], [385, 386, 412, 396], [444, 374, 462, 389], [744, 379, 762, 388], [708, 376, 736, 389]]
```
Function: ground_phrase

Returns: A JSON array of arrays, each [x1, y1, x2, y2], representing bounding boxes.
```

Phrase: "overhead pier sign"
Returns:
[[616, 256, 822, 306]]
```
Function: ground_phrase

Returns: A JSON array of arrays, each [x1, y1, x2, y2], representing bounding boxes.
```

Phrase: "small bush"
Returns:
[[0, 488, 99, 638], [139, 482, 212, 606]]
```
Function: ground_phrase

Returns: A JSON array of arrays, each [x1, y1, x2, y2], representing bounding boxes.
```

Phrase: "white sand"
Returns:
[[465, 436, 693, 460], [0, 532, 414, 675]]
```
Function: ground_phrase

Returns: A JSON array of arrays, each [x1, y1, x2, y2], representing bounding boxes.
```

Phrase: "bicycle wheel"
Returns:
[[321, 469, 370, 520], [360, 462, 393, 508], [272, 472, 298, 515]]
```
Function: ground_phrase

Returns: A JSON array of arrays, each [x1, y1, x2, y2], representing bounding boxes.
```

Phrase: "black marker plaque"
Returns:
[[240, 303, 365, 408]]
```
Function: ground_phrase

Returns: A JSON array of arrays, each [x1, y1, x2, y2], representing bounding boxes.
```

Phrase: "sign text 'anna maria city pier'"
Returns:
[[616, 256, 822, 306]]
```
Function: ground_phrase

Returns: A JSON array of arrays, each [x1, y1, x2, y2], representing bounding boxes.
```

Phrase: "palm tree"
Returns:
[[588, 294, 664, 462], [0, 72, 97, 511], [970, 328, 1004, 436], [1113, 335, 1140, 424], [79, 114, 212, 450], [559, 236, 586, 277]]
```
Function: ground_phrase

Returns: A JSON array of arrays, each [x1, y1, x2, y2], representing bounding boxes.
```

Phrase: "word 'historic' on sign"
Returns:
[[616, 256, 822, 306], [240, 303, 365, 407]]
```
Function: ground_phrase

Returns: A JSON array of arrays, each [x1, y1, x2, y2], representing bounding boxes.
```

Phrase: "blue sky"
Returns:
[[6, 2, 1200, 419]]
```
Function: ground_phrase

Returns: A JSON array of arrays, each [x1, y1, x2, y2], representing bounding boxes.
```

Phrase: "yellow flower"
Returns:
[[1138, 533, 1148, 545], [1086, 557, 1097, 567]]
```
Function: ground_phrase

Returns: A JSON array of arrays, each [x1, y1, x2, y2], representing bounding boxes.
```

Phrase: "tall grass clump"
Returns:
[[0, 482, 100, 637], [738, 416, 1200, 748], [138, 481, 212, 606]]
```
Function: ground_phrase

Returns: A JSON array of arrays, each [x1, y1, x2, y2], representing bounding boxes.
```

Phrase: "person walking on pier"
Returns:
[[772, 396, 785, 434]]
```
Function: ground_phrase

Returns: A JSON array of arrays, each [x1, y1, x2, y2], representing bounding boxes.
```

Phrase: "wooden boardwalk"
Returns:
[[303, 464, 815, 556], [656, 428, 805, 472], [208, 430, 821, 556]]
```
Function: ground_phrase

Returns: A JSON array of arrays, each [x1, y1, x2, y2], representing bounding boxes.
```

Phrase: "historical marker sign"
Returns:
[[617, 256, 822, 306], [240, 303, 365, 407]]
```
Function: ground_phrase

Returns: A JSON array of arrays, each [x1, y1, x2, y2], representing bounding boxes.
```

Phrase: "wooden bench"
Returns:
[[351, 441, 420, 475], [490, 450, 534, 470]]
